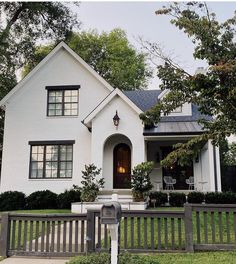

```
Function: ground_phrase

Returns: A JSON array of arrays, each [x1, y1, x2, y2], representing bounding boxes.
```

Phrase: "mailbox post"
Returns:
[[101, 196, 121, 264]]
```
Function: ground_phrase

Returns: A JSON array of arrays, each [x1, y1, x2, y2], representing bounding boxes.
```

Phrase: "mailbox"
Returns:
[[101, 201, 122, 224]]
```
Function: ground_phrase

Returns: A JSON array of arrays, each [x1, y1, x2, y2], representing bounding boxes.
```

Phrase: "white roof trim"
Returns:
[[158, 89, 169, 100], [0, 42, 114, 108], [83, 88, 143, 126]]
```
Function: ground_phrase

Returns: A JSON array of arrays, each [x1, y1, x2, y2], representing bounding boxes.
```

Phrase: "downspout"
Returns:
[[213, 145, 218, 191]]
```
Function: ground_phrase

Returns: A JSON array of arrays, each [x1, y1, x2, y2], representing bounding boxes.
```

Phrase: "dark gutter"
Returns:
[[29, 140, 75, 145], [45, 85, 80, 90]]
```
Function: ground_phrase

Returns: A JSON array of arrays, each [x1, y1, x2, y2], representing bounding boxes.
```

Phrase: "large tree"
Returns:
[[23, 29, 152, 91], [140, 2, 236, 167], [0, 2, 80, 148]]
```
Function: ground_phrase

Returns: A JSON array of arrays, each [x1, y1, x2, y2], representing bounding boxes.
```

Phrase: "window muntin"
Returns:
[[47, 89, 78, 116], [30, 144, 73, 179]]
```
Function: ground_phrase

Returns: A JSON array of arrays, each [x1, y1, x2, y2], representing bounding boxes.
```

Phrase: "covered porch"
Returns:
[[145, 135, 221, 192]]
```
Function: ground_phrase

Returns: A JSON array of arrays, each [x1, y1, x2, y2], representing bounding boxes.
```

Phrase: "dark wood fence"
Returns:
[[0, 213, 87, 257], [0, 204, 236, 257]]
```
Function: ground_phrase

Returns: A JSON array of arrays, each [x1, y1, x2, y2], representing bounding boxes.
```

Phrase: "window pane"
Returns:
[[31, 170, 37, 178], [55, 109, 62, 116], [71, 109, 78, 116], [60, 170, 66, 178], [66, 170, 72, 178], [72, 90, 78, 96], [48, 109, 55, 116], [67, 162, 72, 170], [64, 90, 72, 97]]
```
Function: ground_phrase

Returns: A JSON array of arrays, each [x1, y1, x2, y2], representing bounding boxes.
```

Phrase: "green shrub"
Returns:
[[169, 192, 186, 207], [205, 191, 236, 204], [26, 190, 58, 209], [149, 192, 168, 207], [57, 189, 81, 209], [0, 191, 26, 211], [187, 192, 205, 204], [78, 164, 104, 202], [131, 161, 154, 201], [68, 253, 160, 264]]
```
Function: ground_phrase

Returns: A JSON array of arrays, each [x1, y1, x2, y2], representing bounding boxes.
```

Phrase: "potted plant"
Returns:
[[131, 161, 154, 202], [76, 164, 105, 202]]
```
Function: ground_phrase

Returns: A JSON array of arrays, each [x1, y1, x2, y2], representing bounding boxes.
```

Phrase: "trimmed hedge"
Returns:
[[26, 190, 58, 209], [187, 192, 205, 204], [57, 189, 81, 209], [68, 252, 160, 264], [205, 191, 236, 204], [149, 192, 168, 207], [169, 192, 186, 207], [0, 191, 26, 211]]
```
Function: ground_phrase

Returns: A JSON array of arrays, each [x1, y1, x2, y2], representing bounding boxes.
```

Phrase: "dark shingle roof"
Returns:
[[124, 89, 212, 123], [124, 90, 162, 112]]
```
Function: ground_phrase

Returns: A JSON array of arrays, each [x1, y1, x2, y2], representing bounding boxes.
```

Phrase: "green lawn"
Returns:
[[148, 251, 236, 264], [108, 207, 236, 251], [0, 209, 71, 250], [68, 251, 236, 264]]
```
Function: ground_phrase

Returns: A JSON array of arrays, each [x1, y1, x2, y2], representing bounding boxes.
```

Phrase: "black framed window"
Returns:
[[46, 85, 79, 116], [29, 141, 74, 179]]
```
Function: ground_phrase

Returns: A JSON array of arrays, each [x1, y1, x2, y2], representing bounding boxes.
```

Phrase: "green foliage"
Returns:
[[140, 2, 236, 167], [26, 190, 58, 209], [223, 142, 236, 166], [76, 164, 104, 202], [0, 191, 26, 211], [23, 29, 152, 90], [68, 252, 160, 264], [149, 191, 168, 207], [131, 162, 154, 200], [57, 189, 81, 209], [169, 192, 186, 207], [187, 192, 205, 204], [205, 192, 236, 204]]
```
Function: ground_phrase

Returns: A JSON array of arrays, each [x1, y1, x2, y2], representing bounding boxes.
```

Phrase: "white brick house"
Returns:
[[0, 42, 221, 195]]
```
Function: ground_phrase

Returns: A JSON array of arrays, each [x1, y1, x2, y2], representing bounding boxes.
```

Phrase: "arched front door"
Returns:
[[113, 143, 131, 189]]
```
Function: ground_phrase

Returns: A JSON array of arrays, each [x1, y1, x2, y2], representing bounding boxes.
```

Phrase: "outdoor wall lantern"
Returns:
[[113, 111, 120, 127]]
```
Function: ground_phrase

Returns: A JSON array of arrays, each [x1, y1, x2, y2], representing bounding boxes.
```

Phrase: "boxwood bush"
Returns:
[[149, 192, 168, 207], [0, 191, 26, 211], [57, 189, 81, 209], [169, 192, 186, 207], [26, 190, 58, 209], [68, 253, 160, 264], [205, 191, 236, 204], [187, 192, 205, 204]]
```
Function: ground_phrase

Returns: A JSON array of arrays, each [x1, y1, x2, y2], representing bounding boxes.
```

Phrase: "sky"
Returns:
[[74, 1, 236, 89]]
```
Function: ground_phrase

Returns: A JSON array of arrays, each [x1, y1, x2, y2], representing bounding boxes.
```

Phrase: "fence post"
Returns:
[[184, 204, 194, 252], [0, 213, 10, 257], [86, 210, 96, 253]]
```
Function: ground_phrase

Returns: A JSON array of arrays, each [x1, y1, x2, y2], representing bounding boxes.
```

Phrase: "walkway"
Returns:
[[1, 257, 69, 264]]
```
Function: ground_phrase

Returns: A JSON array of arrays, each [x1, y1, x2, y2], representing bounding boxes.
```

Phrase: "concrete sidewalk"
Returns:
[[1, 257, 70, 264]]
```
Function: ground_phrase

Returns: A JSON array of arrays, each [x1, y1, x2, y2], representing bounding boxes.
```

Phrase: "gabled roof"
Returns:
[[124, 89, 212, 123], [0, 42, 114, 108], [82, 88, 143, 127], [124, 90, 162, 111]]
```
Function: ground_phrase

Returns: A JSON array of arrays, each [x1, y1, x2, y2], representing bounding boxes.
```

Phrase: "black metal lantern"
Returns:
[[113, 111, 120, 127]]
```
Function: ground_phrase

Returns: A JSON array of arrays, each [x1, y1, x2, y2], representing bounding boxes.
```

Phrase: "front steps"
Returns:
[[71, 190, 148, 213]]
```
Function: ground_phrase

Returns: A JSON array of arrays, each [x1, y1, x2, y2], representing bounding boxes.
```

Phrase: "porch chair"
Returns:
[[164, 176, 176, 190], [186, 176, 194, 190]]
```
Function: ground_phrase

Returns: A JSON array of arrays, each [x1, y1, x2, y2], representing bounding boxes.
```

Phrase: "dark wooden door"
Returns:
[[113, 143, 131, 189]]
